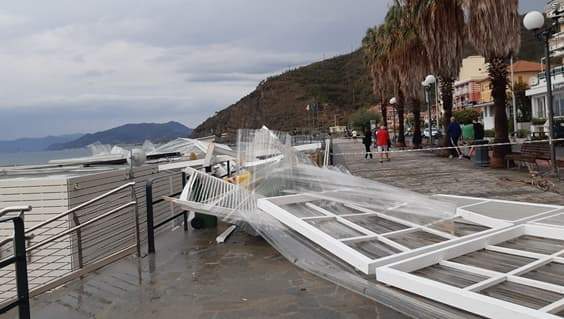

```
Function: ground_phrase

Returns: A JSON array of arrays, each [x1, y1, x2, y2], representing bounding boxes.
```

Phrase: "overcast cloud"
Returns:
[[0, 0, 543, 139]]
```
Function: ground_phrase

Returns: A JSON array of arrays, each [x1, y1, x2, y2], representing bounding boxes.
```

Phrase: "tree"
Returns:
[[350, 107, 382, 130], [404, 0, 465, 146], [464, 0, 521, 167], [454, 109, 481, 125], [363, 1, 431, 148], [513, 81, 532, 122]]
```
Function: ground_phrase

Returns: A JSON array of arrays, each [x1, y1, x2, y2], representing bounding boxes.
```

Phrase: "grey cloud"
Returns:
[[185, 73, 263, 83], [0, 0, 536, 139], [76, 69, 116, 78]]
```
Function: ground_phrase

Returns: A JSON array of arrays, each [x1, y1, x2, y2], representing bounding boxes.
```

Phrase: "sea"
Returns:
[[0, 148, 91, 166]]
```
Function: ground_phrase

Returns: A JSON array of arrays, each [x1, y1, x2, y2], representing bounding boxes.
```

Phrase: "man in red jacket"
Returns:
[[375, 125, 390, 163]]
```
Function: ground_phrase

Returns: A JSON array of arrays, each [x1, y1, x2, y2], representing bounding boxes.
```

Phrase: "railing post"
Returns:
[[131, 185, 141, 258], [145, 181, 155, 254], [181, 172, 189, 232], [71, 213, 84, 269], [13, 216, 30, 319]]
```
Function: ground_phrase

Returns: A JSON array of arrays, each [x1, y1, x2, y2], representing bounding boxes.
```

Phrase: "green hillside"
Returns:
[[193, 26, 545, 138]]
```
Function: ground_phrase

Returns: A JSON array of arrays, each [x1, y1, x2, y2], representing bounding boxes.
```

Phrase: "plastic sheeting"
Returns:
[[173, 128, 483, 318]]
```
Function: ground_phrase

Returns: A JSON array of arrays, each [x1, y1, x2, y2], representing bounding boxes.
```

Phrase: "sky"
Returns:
[[0, 0, 544, 139]]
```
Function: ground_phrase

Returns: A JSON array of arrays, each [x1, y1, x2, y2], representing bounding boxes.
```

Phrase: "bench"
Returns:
[[505, 142, 564, 170]]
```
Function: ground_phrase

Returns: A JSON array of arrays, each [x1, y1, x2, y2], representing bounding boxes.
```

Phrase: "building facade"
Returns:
[[524, 1, 564, 132]]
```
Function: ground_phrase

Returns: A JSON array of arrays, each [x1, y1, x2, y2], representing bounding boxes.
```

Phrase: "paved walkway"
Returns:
[[333, 139, 564, 206], [8, 140, 563, 319], [7, 225, 404, 319]]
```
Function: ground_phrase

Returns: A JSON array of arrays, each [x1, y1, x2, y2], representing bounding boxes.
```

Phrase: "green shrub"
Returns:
[[349, 107, 382, 130], [516, 128, 529, 138], [454, 109, 480, 125], [532, 118, 547, 125], [485, 129, 495, 138]]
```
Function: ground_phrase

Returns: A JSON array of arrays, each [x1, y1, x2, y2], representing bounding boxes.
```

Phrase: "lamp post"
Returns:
[[390, 97, 398, 144], [422, 75, 436, 146], [524, 10, 558, 176]]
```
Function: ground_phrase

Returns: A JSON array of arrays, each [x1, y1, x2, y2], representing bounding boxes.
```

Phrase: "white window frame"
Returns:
[[258, 192, 506, 274], [377, 220, 564, 319]]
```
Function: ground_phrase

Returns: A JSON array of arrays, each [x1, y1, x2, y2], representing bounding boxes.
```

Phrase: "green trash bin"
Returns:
[[462, 124, 475, 140], [189, 173, 218, 229]]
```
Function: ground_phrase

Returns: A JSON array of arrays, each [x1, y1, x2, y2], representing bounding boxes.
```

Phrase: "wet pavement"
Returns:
[[8, 139, 563, 319], [333, 139, 564, 206], [6, 225, 405, 319]]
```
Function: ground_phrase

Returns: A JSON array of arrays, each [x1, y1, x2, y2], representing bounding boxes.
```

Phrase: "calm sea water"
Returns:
[[0, 148, 91, 166]]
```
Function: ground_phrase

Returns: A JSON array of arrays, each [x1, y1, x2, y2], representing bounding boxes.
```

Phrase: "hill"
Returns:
[[0, 134, 84, 153], [48, 122, 192, 150], [192, 24, 544, 138], [192, 49, 376, 137]]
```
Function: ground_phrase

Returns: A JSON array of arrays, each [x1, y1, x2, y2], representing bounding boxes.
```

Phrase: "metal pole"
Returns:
[[544, 31, 558, 176], [145, 182, 155, 254], [435, 80, 440, 131], [72, 213, 84, 269], [426, 87, 433, 146], [181, 172, 188, 232], [511, 56, 518, 136], [132, 186, 141, 258], [13, 216, 31, 319]]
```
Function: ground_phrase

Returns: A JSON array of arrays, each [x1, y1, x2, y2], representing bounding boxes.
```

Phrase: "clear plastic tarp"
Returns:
[[171, 127, 492, 318]]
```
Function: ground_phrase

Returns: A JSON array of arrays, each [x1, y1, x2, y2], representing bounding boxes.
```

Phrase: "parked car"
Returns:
[[423, 127, 442, 138]]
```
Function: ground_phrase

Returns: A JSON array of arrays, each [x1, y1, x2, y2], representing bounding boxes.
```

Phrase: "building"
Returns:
[[547, 0, 564, 59], [453, 56, 488, 110], [453, 56, 543, 131], [526, 65, 564, 131], [453, 80, 482, 110], [524, 1, 564, 132]]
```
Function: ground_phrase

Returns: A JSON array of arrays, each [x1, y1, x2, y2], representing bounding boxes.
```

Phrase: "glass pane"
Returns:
[[305, 218, 365, 239], [346, 239, 400, 259]]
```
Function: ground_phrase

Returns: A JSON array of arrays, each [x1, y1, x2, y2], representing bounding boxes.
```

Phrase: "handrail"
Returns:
[[27, 201, 136, 253], [27, 182, 136, 234], [0, 183, 137, 250], [0, 206, 31, 219], [0, 206, 31, 319], [146, 171, 187, 254]]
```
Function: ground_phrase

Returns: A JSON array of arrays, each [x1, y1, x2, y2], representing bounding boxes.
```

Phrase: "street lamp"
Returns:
[[422, 75, 436, 146], [524, 10, 558, 176], [390, 97, 398, 144]]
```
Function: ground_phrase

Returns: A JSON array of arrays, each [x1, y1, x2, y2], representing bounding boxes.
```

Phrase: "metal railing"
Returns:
[[0, 182, 140, 310], [0, 206, 32, 319], [146, 172, 188, 254]]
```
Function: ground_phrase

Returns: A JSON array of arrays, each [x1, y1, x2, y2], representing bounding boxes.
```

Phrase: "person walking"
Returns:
[[447, 117, 463, 159], [375, 125, 390, 163], [473, 119, 485, 141], [362, 128, 373, 159]]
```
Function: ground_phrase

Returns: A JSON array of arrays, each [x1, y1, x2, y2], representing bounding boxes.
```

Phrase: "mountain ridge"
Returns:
[[192, 23, 544, 138], [0, 134, 84, 153], [47, 121, 192, 150]]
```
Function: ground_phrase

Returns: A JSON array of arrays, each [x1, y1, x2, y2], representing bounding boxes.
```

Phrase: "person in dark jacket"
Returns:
[[362, 128, 373, 159], [447, 117, 462, 159], [473, 119, 485, 140]]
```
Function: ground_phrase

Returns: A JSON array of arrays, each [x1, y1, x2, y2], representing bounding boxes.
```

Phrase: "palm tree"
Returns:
[[388, 1, 431, 149], [464, 0, 521, 167], [404, 0, 465, 146]]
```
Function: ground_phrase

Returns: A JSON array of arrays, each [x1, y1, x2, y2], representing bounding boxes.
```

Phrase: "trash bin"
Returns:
[[189, 172, 218, 230], [472, 139, 489, 167]]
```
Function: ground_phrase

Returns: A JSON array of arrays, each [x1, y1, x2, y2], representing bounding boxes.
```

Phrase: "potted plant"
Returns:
[[531, 118, 547, 138]]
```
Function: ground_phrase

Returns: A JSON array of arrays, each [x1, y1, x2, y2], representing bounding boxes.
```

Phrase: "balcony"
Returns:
[[549, 31, 564, 57]]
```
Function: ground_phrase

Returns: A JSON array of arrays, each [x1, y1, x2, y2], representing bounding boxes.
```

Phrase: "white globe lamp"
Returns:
[[523, 11, 545, 31]]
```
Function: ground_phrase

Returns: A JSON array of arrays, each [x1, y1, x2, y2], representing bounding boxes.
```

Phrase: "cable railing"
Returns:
[[146, 172, 188, 254], [0, 182, 140, 310], [0, 206, 32, 319]]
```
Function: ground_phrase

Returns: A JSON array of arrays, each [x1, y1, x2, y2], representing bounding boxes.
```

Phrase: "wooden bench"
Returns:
[[505, 142, 564, 170]]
